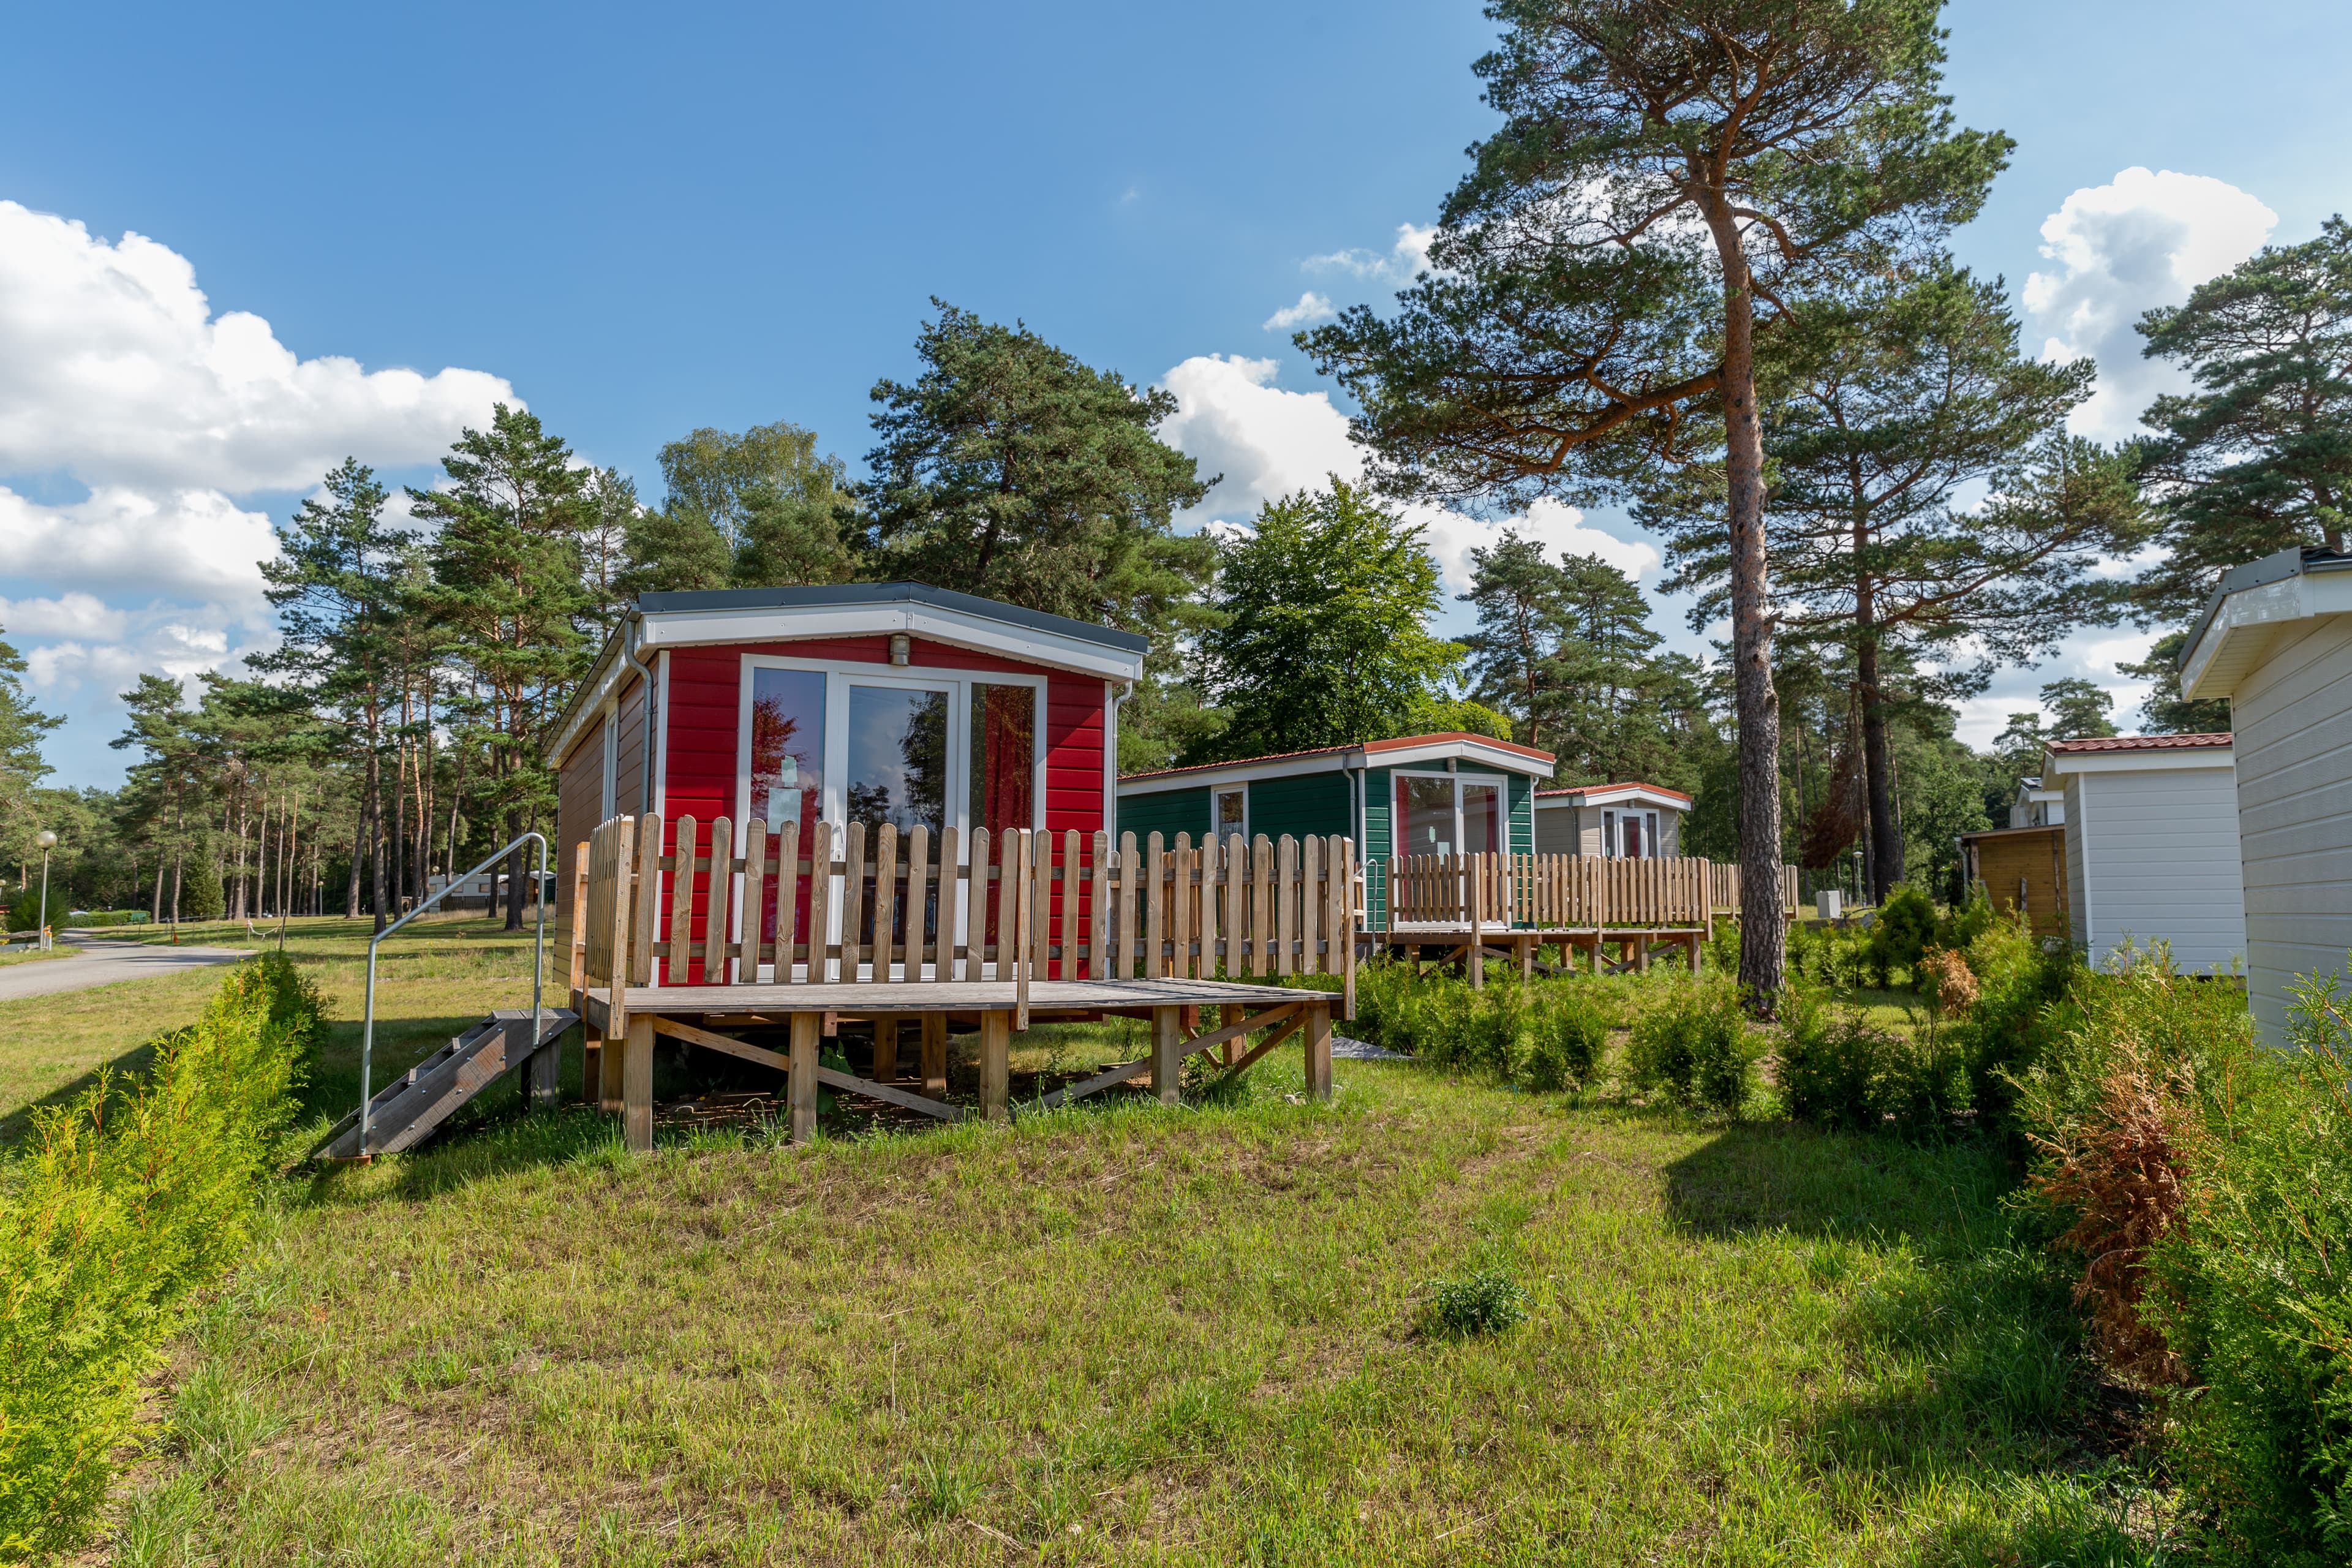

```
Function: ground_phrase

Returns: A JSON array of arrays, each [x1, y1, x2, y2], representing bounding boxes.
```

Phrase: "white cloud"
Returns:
[[0, 200, 516, 492], [1156, 352, 1659, 602], [1261, 291, 1335, 332], [2022, 168, 2277, 440], [1950, 627, 2167, 749], [0, 484, 276, 613], [1158, 355, 1362, 518], [0, 199, 514, 784], [1306, 222, 1439, 284]]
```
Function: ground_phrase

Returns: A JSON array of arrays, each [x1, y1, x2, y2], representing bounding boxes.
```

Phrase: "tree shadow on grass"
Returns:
[[1664, 1123, 2161, 1562]]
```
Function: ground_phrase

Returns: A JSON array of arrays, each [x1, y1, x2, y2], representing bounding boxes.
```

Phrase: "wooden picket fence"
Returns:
[[1380, 852, 1797, 930], [573, 813, 1358, 1001]]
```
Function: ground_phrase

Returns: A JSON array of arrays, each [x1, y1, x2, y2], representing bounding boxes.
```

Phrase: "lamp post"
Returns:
[[32, 829, 57, 951]]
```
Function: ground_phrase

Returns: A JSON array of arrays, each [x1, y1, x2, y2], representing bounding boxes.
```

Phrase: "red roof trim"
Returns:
[[1120, 730, 1555, 782], [2045, 732, 2233, 753]]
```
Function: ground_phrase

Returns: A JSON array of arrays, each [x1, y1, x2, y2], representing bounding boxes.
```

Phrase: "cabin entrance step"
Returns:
[[312, 1007, 576, 1162]]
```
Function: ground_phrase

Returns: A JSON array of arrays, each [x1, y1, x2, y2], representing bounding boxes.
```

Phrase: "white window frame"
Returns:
[[1212, 785, 1248, 843], [1390, 769, 1509, 926], [731, 652, 1048, 979]]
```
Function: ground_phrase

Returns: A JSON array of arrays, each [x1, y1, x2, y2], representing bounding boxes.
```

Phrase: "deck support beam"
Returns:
[[789, 1012, 820, 1144], [1151, 1005, 1183, 1104], [920, 1012, 948, 1098], [1303, 1001, 1332, 1099], [622, 1016, 655, 1152], [873, 1014, 900, 1083], [980, 1010, 1011, 1121]]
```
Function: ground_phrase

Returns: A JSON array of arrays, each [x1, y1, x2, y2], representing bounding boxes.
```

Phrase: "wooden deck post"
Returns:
[[873, 1014, 900, 1083], [1302, 1001, 1333, 1100], [599, 1022, 627, 1113], [526, 1029, 561, 1111], [1151, 1005, 1183, 1105], [920, 1012, 948, 1098], [789, 1011, 820, 1144], [1685, 932, 1702, 974], [622, 1014, 655, 1152], [980, 1009, 1011, 1122]]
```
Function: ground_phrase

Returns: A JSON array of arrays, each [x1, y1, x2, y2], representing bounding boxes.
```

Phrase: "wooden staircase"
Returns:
[[314, 1008, 576, 1161]]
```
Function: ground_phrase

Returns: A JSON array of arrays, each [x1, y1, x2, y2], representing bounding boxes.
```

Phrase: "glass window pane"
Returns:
[[750, 667, 825, 967], [848, 685, 948, 837], [1625, 812, 1643, 859], [1215, 788, 1246, 837], [1396, 775, 1456, 857], [969, 684, 1035, 836], [1463, 783, 1500, 856]]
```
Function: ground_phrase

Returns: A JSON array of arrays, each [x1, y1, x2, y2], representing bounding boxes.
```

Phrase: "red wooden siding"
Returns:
[[655, 635, 1107, 984]]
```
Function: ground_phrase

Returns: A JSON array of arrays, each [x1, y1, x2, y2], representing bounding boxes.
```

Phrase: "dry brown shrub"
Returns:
[[2028, 1040, 2193, 1384], [1920, 946, 1978, 1017]]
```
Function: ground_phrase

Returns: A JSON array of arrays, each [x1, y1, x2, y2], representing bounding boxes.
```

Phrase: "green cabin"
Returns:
[[1115, 732, 1558, 929]]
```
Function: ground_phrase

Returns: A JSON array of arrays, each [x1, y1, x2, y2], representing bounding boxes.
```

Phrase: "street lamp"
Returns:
[[32, 829, 57, 952]]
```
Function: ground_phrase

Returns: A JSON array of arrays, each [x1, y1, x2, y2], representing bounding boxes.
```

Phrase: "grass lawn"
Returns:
[[3, 921, 2158, 1564]]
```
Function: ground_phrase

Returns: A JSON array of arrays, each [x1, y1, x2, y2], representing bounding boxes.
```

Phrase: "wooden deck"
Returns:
[[573, 813, 1352, 1150], [579, 976, 1333, 1148]]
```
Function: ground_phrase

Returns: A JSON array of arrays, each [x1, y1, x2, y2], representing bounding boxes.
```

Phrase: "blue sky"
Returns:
[[4, 0, 2345, 787]]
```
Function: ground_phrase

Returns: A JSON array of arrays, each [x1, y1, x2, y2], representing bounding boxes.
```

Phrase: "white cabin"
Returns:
[[2043, 734, 2245, 976], [2180, 545, 2352, 1043], [2009, 776, 2065, 828], [1532, 782, 1689, 859]]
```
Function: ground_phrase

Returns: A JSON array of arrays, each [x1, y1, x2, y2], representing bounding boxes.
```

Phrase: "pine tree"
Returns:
[[1303, 0, 2012, 1007], [859, 302, 1215, 633], [254, 458, 409, 930], [2138, 216, 2352, 614], [413, 405, 594, 930]]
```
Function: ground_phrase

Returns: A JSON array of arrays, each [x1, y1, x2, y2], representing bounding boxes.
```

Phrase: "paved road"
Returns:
[[0, 934, 247, 1003]]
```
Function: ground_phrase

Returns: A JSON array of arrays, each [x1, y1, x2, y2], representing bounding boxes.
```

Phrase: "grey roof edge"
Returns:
[[2179, 546, 2352, 671], [635, 581, 1152, 654]]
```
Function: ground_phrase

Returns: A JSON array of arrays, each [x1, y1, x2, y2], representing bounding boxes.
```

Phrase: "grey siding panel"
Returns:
[[2231, 612, 2352, 1043], [1532, 802, 1578, 854], [1117, 785, 1211, 843]]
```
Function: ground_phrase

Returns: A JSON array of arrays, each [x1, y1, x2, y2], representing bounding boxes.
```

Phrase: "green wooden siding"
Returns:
[[1363, 765, 1393, 929], [1117, 785, 1210, 843], [1246, 771, 1351, 844]]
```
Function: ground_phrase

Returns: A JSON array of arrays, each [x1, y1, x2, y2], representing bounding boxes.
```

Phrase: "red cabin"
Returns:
[[547, 583, 1148, 981]]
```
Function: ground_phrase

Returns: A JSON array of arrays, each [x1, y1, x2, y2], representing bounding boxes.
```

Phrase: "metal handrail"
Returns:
[[357, 832, 548, 1156]]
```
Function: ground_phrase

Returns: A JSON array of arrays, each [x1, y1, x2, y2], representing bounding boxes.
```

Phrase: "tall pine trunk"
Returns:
[[1706, 201, 1787, 1011], [1856, 627, 1901, 904]]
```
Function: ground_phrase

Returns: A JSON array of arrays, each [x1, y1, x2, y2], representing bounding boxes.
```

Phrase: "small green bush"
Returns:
[[1625, 979, 1754, 1115], [0, 951, 323, 1557], [1954, 913, 2076, 1142], [1423, 1269, 1528, 1338], [1518, 986, 1608, 1093], [6, 888, 42, 932], [1868, 885, 1938, 987], [1779, 987, 1967, 1136]]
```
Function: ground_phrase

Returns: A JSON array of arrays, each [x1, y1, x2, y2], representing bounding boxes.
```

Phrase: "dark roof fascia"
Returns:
[[635, 581, 1150, 654]]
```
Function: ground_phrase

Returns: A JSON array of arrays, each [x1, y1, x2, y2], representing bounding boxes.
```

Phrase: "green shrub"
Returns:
[[0, 952, 323, 1558], [1955, 913, 2077, 1142], [1423, 1269, 1528, 1338], [1868, 885, 1938, 986], [1518, 986, 1608, 1093], [5, 888, 41, 932], [1625, 979, 1754, 1115]]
